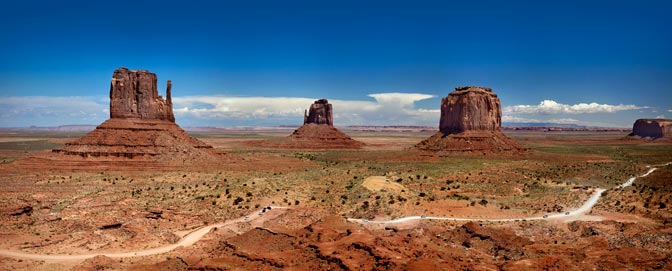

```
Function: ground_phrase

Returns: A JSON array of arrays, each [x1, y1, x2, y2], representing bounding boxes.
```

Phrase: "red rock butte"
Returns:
[[16, 67, 221, 171], [416, 86, 523, 153], [304, 99, 333, 126], [627, 119, 672, 140]]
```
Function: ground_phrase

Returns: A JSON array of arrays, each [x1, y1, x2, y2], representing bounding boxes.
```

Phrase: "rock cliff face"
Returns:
[[109, 67, 174, 122], [416, 86, 523, 153], [440, 86, 501, 134], [304, 99, 333, 126], [628, 119, 672, 139]]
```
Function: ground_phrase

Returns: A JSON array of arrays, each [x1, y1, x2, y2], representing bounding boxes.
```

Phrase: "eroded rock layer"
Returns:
[[417, 86, 523, 153], [628, 119, 672, 139], [52, 118, 215, 160]]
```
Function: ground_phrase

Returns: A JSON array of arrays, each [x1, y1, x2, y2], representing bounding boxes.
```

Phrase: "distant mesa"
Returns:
[[627, 119, 672, 140], [416, 86, 524, 153], [17, 67, 222, 170], [253, 99, 364, 149]]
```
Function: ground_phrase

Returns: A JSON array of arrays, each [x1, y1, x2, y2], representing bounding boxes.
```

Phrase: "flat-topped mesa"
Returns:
[[629, 119, 672, 139], [440, 86, 501, 134], [109, 67, 175, 122], [416, 86, 523, 153], [304, 99, 333, 126]]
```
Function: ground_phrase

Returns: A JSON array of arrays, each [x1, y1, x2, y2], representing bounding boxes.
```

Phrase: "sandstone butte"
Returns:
[[15, 67, 221, 171], [252, 99, 363, 149], [628, 119, 672, 140], [289, 99, 364, 148], [416, 86, 524, 153]]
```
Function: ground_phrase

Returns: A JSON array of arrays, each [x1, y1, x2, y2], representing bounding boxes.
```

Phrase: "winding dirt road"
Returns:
[[347, 162, 670, 224], [0, 162, 668, 261]]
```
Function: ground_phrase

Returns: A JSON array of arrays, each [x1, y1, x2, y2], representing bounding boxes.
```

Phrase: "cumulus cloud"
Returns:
[[0, 93, 440, 127], [169, 93, 439, 126], [656, 115, 666, 119], [504, 100, 648, 115], [668, 109, 672, 113]]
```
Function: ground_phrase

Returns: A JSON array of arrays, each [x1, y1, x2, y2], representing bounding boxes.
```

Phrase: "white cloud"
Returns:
[[504, 100, 648, 115], [501, 116, 580, 124], [668, 109, 672, 113], [501, 116, 541, 123], [656, 115, 666, 119], [547, 118, 580, 124], [171, 93, 438, 126]]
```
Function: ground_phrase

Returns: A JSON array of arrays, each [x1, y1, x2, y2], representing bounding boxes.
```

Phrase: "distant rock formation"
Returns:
[[416, 86, 523, 153], [252, 99, 363, 149], [304, 99, 333, 126], [110, 67, 175, 122], [628, 119, 672, 139], [43, 67, 220, 169]]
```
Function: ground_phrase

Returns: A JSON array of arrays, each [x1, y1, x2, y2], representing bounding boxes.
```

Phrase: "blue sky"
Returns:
[[1, 0, 670, 127]]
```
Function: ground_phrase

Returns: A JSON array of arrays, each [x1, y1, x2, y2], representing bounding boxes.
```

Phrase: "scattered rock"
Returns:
[[146, 209, 163, 219], [99, 222, 123, 230], [73, 255, 120, 271], [6, 205, 32, 216]]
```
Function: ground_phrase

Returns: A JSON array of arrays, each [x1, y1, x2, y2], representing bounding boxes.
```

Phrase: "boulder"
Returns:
[[6, 205, 32, 216]]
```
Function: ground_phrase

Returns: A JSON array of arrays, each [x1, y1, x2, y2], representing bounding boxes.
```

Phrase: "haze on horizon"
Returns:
[[1, 0, 670, 128]]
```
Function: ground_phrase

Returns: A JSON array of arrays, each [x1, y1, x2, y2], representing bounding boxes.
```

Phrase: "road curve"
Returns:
[[0, 206, 288, 261], [347, 162, 669, 225]]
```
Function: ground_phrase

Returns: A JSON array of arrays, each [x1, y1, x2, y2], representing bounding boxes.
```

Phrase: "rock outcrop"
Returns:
[[110, 67, 175, 122], [416, 86, 523, 153], [628, 119, 672, 139], [45, 67, 220, 168], [304, 99, 333, 126], [439, 86, 500, 134]]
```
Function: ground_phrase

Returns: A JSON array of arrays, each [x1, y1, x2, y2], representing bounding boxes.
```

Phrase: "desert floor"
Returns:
[[0, 128, 671, 270]]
